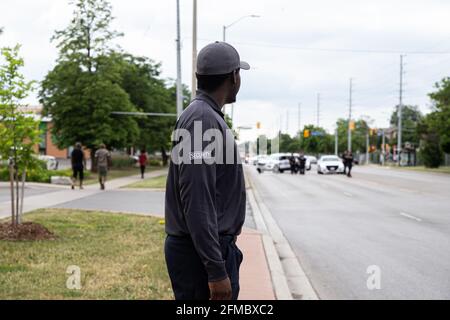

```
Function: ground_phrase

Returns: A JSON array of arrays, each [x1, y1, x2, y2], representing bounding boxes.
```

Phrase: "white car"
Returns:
[[257, 153, 290, 173], [249, 154, 268, 166], [305, 155, 317, 165], [317, 155, 345, 174]]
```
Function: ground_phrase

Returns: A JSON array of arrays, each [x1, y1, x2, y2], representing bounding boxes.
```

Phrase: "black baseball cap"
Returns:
[[196, 41, 250, 76]]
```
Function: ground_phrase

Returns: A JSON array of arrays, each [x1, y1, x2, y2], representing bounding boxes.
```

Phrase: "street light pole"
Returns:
[[222, 14, 260, 127], [176, 0, 183, 118], [348, 78, 353, 152], [191, 0, 197, 100]]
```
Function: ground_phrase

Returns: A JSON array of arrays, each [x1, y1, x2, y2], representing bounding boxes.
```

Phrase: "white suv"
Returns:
[[256, 153, 291, 173]]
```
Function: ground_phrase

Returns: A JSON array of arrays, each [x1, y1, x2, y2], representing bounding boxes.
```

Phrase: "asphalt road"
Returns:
[[247, 164, 450, 299]]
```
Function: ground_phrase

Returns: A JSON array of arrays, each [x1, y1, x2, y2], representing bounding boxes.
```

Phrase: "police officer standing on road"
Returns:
[[289, 153, 296, 174], [298, 152, 307, 175], [343, 150, 354, 178], [165, 42, 249, 300]]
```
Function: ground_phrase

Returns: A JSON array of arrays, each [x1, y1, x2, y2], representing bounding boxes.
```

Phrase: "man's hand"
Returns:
[[209, 277, 232, 300]]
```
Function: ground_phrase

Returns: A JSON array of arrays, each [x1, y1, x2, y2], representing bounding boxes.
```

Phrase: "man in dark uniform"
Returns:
[[289, 153, 296, 174], [298, 152, 307, 175], [344, 150, 354, 177], [165, 42, 249, 300]]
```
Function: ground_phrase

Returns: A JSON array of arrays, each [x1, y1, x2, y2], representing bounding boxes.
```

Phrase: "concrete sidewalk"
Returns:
[[0, 169, 167, 220]]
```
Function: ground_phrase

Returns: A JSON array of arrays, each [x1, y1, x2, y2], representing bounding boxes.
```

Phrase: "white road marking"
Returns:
[[344, 192, 353, 197], [400, 212, 422, 222]]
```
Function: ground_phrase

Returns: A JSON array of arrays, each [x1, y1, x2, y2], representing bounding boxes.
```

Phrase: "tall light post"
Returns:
[[191, 0, 197, 100], [222, 14, 260, 126], [176, 0, 183, 118]]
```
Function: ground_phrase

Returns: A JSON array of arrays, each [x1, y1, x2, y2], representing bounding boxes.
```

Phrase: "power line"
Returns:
[[195, 38, 450, 55]]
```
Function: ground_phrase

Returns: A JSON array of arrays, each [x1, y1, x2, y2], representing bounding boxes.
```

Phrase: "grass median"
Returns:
[[0, 208, 173, 300], [385, 165, 450, 175], [124, 174, 167, 189]]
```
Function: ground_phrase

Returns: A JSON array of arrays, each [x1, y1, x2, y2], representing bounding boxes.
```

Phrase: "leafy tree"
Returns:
[[115, 54, 189, 165], [390, 105, 423, 148], [417, 116, 443, 168], [39, 0, 138, 169], [0, 46, 40, 225], [335, 118, 369, 154], [299, 125, 334, 155], [428, 77, 450, 153]]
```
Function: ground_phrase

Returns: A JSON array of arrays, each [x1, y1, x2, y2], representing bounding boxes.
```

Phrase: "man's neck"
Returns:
[[208, 90, 227, 109]]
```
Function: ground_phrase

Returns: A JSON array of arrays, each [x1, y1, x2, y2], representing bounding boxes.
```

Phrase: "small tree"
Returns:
[[0, 46, 39, 226]]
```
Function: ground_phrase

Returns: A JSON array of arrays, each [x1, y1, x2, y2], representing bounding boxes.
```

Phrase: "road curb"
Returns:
[[245, 167, 319, 300]]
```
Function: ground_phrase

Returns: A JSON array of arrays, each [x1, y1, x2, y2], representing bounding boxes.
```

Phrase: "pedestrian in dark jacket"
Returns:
[[71, 142, 86, 190]]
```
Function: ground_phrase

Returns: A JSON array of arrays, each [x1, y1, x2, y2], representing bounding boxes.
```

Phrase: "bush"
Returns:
[[0, 166, 90, 183], [149, 159, 162, 167], [421, 138, 443, 168], [111, 156, 136, 169]]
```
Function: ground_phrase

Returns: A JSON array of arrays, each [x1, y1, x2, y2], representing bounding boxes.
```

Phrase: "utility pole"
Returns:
[[397, 55, 404, 166], [381, 129, 386, 166], [366, 130, 369, 165], [176, 0, 183, 118], [298, 103, 301, 139], [286, 109, 289, 134], [348, 78, 353, 152], [191, 0, 197, 100], [317, 93, 320, 127]]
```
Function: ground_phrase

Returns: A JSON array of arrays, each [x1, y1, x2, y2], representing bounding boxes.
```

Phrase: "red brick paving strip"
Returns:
[[237, 228, 276, 300]]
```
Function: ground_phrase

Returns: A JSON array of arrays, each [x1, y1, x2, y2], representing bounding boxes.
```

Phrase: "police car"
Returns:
[[256, 153, 291, 173]]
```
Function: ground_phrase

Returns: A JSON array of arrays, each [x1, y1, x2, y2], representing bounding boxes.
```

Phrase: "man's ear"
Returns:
[[231, 70, 238, 84]]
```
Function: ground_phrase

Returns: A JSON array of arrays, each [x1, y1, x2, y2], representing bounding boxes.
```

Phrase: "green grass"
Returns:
[[0, 209, 173, 300], [124, 174, 167, 189]]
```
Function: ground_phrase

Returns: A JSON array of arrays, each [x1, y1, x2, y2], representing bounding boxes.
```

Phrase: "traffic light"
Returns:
[[304, 129, 310, 138], [349, 121, 355, 130], [256, 122, 261, 129]]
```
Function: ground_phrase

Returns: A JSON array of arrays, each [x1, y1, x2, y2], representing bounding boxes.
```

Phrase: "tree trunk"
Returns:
[[90, 149, 97, 173], [19, 168, 26, 224], [161, 147, 168, 166], [15, 167, 20, 225], [9, 163, 15, 226]]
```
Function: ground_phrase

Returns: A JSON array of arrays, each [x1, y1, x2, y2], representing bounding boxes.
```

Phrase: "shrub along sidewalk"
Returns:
[[0, 208, 172, 299]]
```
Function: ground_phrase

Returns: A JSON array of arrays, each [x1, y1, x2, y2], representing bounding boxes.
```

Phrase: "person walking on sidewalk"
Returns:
[[165, 42, 249, 300], [138, 149, 148, 179], [71, 142, 86, 190], [95, 143, 111, 190]]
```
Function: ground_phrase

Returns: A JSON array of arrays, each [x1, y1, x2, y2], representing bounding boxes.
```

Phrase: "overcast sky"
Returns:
[[1, 0, 450, 142]]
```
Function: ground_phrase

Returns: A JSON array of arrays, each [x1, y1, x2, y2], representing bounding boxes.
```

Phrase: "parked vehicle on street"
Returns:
[[257, 153, 290, 173], [249, 154, 268, 166], [305, 155, 317, 165], [317, 155, 345, 174]]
